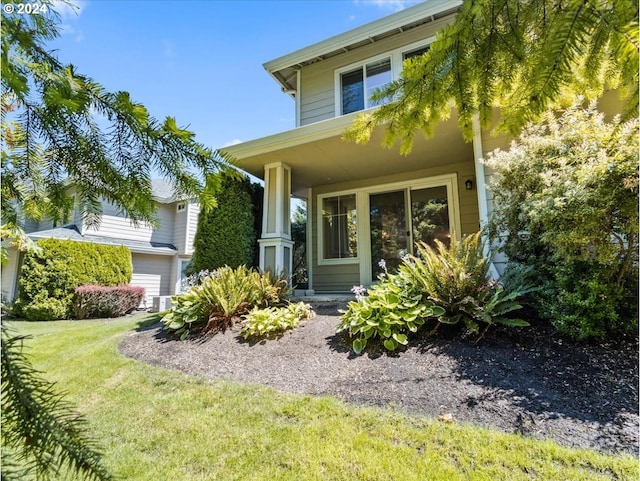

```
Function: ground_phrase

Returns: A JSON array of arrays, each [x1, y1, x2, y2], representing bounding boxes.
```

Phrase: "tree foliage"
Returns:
[[1, 1, 232, 234], [291, 203, 308, 289], [190, 171, 262, 273], [485, 102, 638, 340], [1, 326, 112, 481], [345, 0, 638, 154]]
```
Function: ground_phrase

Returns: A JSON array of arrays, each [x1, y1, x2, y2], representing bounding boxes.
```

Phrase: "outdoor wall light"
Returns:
[[465, 179, 473, 190]]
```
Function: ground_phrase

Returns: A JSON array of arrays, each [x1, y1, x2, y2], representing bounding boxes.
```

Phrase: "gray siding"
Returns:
[[185, 202, 200, 254], [84, 201, 174, 244]]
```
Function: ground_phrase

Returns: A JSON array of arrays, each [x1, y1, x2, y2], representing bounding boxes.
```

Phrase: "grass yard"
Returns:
[[8, 315, 639, 481]]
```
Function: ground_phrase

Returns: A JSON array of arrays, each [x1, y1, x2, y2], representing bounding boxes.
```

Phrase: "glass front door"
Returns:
[[369, 185, 450, 280]]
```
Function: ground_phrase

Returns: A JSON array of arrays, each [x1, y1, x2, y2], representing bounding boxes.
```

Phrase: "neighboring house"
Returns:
[[1, 179, 199, 307], [223, 0, 621, 293]]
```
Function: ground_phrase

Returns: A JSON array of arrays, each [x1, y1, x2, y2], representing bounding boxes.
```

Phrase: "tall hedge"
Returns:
[[14, 239, 132, 320], [191, 172, 263, 272]]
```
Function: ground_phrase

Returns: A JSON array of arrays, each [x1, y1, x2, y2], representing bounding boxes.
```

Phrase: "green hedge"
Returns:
[[191, 172, 262, 272], [14, 239, 132, 320]]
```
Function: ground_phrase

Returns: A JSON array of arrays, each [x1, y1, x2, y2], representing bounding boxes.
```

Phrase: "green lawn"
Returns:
[[8, 315, 639, 480]]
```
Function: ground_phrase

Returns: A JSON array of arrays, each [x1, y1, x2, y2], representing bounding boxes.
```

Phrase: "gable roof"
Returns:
[[264, 0, 462, 92]]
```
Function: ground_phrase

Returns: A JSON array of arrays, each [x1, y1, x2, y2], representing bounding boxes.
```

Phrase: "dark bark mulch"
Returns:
[[119, 304, 639, 456]]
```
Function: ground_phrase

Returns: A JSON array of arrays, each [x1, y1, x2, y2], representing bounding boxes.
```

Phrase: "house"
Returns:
[[223, 0, 623, 294], [222, 0, 487, 293], [1, 179, 199, 307]]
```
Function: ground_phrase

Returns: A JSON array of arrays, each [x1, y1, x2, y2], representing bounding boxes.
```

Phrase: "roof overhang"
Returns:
[[26, 226, 178, 256], [264, 0, 462, 92], [222, 110, 473, 198]]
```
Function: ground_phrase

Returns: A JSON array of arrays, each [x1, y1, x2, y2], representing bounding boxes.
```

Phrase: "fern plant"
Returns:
[[162, 266, 291, 338], [403, 232, 534, 337]]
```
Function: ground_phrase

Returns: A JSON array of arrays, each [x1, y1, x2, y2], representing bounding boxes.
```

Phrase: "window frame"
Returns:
[[333, 37, 435, 117], [317, 191, 360, 265]]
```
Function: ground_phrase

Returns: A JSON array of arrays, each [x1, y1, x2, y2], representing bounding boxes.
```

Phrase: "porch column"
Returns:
[[259, 162, 294, 275], [472, 114, 500, 279]]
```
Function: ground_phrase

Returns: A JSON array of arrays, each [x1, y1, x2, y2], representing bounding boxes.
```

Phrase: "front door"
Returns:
[[369, 185, 451, 280]]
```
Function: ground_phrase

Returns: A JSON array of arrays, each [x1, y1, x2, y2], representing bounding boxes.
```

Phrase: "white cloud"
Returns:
[[59, 23, 84, 42], [223, 139, 243, 147], [51, 0, 86, 19]]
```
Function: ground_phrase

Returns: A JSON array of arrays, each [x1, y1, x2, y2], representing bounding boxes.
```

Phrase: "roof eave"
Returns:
[[263, 0, 462, 79]]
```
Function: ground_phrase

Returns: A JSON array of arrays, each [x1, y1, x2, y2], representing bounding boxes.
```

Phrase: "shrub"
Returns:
[[162, 266, 291, 338], [403, 232, 534, 337], [240, 302, 314, 340], [485, 102, 639, 340], [338, 269, 446, 354], [339, 232, 534, 354], [73, 285, 145, 319], [14, 239, 132, 320], [190, 172, 263, 272]]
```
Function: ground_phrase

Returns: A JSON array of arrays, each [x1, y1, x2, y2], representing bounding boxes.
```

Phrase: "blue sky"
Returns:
[[49, 0, 422, 152]]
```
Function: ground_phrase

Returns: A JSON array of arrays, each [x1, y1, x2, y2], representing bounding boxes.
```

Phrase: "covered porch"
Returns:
[[223, 111, 490, 293]]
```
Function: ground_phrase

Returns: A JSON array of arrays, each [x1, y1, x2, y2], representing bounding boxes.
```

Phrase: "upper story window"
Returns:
[[176, 202, 187, 213], [335, 39, 433, 117], [403, 45, 430, 61], [340, 58, 392, 115]]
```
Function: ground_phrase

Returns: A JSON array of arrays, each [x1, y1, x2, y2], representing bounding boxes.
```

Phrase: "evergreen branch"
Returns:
[[1, 326, 112, 481]]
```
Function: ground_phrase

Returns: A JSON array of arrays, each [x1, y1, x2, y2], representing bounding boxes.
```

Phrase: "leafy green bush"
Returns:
[[485, 102, 639, 340], [73, 285, 145, 319], [162, 266, 290, 339], [190, 172, 263, 272], [403, 232, 533, 337], [240, 302, 314, 340], [339, 232, 534, 354], [338, 270, 445, 354], [14, 239, 132, 320]]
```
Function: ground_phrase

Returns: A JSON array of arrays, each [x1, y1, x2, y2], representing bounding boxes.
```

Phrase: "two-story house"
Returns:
[[223, 0, 490, 293], [1, 179, 199, 307]]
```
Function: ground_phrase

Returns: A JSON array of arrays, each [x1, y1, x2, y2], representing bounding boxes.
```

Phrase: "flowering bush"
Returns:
[[486, 102, 639, 340]]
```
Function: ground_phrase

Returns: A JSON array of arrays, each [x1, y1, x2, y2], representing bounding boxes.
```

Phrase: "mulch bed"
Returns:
[[119, 303, 639, 456]]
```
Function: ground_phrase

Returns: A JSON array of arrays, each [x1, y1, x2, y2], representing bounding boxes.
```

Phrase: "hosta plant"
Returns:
[[240, 302, 314, 340], [338, 270, 445, 354], [161, 288, 205, 340]]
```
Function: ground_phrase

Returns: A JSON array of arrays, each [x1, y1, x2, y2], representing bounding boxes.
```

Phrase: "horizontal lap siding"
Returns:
[[313, 264, 360, 292], [173, 205, 188, 253], [84, 202, 174, 244], [186, 203, 200, 254]]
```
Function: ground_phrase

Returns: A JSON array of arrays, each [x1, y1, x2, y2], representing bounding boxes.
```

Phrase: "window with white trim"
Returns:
[[176, 202, 186, 213], [320, 194, 358, 261], [340, 58, 392, 115], [335, 39, 433, 116]]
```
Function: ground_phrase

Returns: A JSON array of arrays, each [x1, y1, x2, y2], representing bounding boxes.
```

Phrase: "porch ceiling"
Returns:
[[227, 114, 474, 198]]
